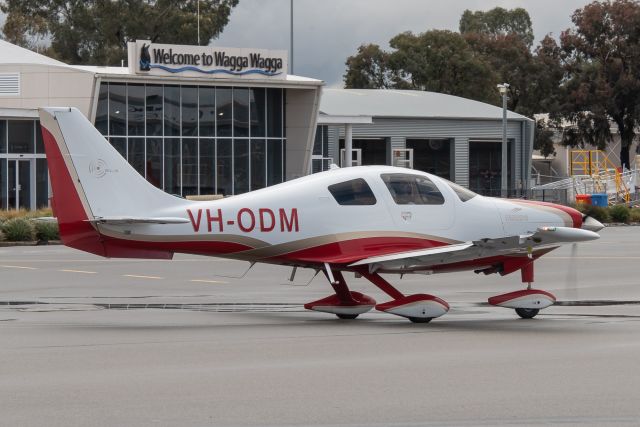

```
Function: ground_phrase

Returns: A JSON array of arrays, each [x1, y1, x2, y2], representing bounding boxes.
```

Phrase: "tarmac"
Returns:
[[1, 226, 640, 426]]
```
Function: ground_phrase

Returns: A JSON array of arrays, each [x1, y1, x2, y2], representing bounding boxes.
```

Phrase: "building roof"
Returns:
[[71, 65, 322, 85], [319, 88, 531, 121], [0, 40, 70, 67]]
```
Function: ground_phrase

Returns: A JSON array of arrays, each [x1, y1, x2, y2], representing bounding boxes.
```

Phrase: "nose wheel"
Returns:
[[408, 316, 433, 323], [515, 307, 540, 319]]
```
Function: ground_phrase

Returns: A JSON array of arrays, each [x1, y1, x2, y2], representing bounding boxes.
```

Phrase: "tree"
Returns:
[[463, 32, 534, 114], [344, 44, 395, 89], [343, 30, 497, 103], [388, 30, 497, 102], [459, 7, 534, 48], [559, 0, 640, 169], [0, 0, 239, 65]]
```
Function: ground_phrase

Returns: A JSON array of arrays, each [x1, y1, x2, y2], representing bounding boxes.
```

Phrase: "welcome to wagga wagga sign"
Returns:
[[131, 40, 288, 80]]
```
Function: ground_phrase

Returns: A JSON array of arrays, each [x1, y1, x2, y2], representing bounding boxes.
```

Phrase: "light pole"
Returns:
[[497, 83, 509, 198]]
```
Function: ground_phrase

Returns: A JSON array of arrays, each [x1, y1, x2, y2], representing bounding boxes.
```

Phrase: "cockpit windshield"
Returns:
[[442, 179, 477, 202], [381, 174, 445, 205]]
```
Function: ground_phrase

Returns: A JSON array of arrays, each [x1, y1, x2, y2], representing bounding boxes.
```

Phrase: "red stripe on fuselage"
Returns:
[[268, 237, 449, 264], [512, 199, 583, 228]]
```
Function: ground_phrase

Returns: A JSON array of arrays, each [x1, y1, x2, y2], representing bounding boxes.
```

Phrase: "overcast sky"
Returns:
[[215, 0, 595, 86]]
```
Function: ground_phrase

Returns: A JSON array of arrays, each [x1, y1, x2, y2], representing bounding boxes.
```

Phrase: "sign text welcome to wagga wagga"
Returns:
[[132, 41, 287, 79]]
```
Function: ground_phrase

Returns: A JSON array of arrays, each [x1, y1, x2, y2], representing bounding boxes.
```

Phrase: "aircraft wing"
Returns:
[[87, 216, 190, 225], [348, 226, 599, 272]]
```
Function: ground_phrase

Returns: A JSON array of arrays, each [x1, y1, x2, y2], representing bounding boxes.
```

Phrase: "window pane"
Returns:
[[164, 85, 180, 137], [313, 126, 323, 156], [182, 86, 198, 137], [216, 139, 232, 196], [146, 85, 163, 136], [146, 138, 163, 188], [199, 87, 215, 137], [35, 120, 44, 154], [381, 173, 445, 205], [234, 88, 250, 138], [282, 90, 286, 137], [216, 88, 232, 137], [0, 158, 6, 209], [128, 137, 145, 177], [164, 138, 181, 196], [444, 178, 477, 202], [0, 121, 6, 153], [127, 84, 145, 136], [109, 137, 127, 159], [328, 178, 377, 205], [250, 88, 266, 137], [8, 121, 34, 153], [108, 83, 126, 136], [234, 139, 249, 194], [199, 138, 215, 195], [266, 88, 282, 137], [182, 138, 198, 196], [36, 158, 49, 208], [251, 139, 266, 190], [95, 83, 108, 135], [17, 160, 30, 209], [322, 126, 328, 157], [267, 139, 282, 186]]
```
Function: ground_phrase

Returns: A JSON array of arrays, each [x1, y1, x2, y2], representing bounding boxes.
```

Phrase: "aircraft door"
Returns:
[[377, 173, 455, 231]]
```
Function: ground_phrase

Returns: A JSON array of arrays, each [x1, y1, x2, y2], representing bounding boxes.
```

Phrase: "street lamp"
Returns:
[[497, 83, 509, 198]]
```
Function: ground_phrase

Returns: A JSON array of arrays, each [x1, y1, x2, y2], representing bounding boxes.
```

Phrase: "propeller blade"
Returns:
[[565, 243, 579, 300]]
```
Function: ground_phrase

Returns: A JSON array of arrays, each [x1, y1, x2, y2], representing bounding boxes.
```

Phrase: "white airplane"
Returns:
[[38, 107, 604, 323]]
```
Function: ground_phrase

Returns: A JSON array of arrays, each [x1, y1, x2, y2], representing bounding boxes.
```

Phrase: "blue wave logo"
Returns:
[[150, 64, 282, 76]]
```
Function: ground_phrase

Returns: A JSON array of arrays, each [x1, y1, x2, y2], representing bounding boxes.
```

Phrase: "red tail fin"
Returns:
[[40, 125, 107, 256]]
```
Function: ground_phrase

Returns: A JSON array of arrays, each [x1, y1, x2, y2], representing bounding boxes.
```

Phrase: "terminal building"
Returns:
[[0, 39, 322, 210], [0, 40, 533, 211]]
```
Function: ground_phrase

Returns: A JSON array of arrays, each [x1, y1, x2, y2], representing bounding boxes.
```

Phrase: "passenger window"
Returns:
[[381, 174, 445, 205], [328, 178, 377, 205]]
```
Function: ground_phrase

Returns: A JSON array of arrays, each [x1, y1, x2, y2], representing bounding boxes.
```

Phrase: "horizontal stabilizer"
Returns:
[[87, 217, 189, 225]]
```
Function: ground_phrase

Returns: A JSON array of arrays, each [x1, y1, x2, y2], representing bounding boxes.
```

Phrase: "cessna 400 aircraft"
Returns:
[[39, 107, 604, 323]]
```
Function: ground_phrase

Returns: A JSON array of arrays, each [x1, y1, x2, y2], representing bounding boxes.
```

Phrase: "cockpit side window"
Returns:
[[328, 178, 377, 205], [381, 174, 445, 205], [443, 179, 477, 202]]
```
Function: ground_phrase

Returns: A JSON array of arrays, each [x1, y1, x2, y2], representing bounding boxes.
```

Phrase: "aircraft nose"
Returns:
[[524, 201, 584, 228], [582, 215, 605, 232]]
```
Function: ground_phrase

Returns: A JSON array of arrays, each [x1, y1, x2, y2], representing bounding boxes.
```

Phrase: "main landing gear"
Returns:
[[487, 261, 556, 319], [304, 263, 449, 323]]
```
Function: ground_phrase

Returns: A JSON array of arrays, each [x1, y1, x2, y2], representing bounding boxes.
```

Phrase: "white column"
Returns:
[[344, 123, 353, 167]]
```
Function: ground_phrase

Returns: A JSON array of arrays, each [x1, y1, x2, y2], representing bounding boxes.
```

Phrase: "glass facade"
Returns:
[[97, 82, 286, 197], [0, 119, 49, 210], [311, 125, 331, 173]]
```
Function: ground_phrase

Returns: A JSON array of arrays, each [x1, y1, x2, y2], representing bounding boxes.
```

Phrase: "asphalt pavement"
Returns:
[[1, 226, 639, 427]]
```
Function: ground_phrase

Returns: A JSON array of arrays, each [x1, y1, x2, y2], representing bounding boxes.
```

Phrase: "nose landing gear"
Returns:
[[488, 261, 556, 319]]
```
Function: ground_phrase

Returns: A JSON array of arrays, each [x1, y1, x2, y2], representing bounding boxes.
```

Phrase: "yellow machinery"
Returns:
[[570, 150, 630, 203]]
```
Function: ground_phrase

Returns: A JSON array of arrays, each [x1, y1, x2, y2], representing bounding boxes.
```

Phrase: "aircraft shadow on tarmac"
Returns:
[[3, 300, 640, 333]]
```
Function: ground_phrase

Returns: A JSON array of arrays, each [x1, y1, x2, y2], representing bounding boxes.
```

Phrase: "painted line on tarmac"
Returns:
[[123, 274, 164, 280], [59, 269, 97, 274], [0, 265, 37, 270], [190, 279, 228, 284]]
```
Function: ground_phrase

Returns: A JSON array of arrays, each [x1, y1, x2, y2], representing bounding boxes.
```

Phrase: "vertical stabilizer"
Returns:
[[39, 107, 184, 257]]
